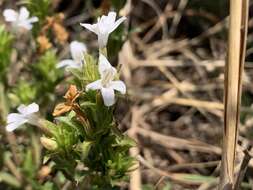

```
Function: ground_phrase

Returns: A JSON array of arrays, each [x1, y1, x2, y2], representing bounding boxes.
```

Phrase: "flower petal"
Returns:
[[80, 23, 99, 34], [18, 21, 33, 30], [56, 59, 78, 68], [101, 87, 115, 106], [6, 118, 27, 132], [7, 113, 24, 123], [108, 16, 126, 34], [70, 41, 87, 63], [107, 12, 117, 23], [19, 7, 30, 20], [98, 12, 116, 34], [18, 102, 39, 115], [110, 80, 126, 94], [86, 80, 102, 91], [25, 102, 39, 114], [99, 54, 116, 75], [17, 104, 26, 113], [3, 9, 18, 22], [27, 16, 39, 23]]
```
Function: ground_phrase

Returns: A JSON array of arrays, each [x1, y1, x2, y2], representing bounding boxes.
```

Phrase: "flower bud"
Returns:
[[40, 137, 58, 151]]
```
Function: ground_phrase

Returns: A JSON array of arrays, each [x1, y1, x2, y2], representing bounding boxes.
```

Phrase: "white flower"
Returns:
[[6, 103, 39, 132], [57, 41, 87, 69], [3, 7, 38, 30], [80, 12, 126, 48], [86, 54, 126, 106]]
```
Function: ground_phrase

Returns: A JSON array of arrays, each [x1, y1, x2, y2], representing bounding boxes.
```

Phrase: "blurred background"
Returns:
[[1, 0, 253, 189]]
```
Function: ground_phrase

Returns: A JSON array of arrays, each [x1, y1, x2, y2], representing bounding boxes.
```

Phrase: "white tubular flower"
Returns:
[[86, 54, 126, 106], [3, 7, 38, 30], [80, 12, 126, 48], [6, 103, 39, 132], [57, 41, 87, 69]]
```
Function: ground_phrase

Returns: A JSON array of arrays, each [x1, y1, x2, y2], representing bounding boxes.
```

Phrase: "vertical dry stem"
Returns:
[[219, 0, 249, 189], [129, 107, 142, 190]]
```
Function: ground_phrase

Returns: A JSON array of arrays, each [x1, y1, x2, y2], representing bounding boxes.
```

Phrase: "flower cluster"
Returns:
[[87, 54, 126, 106], [5, 9, 127, 128], [3, 7, 38, 31], [6, 103, 39, 132], [80, 12, 126, 48], [57, 41, 87, 69], [4, 10, 135, 189]]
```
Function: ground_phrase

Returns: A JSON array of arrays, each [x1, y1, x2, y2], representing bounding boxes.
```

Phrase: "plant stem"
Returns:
[[219, 0, 249, 189]]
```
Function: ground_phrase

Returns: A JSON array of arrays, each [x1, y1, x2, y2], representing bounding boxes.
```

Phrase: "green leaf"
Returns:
[[83, 53, 100, 84], [80, 101, 96, 108], [56, 115, 76, 129], [0, 25, 13, 80], [33, 50, 61, 85], [22, 0, 51, 20], [22, 149, 37, 178], [0, 82, 9, 120], [31, 50, 62, 105], [77, 141, 94, 160], [53, 121, 78, 152], [107, 24, 126, 60], [40, 181, 59, 190], [0, 172, 21, 188], [162, 183, 172, 190], [111, 0, 127, 10], [10, 80, 37, 106], [43, 120, 57, 133], [113, 135, 136, 148], [69, 68, 83, 80], [52, 155, 77, 181]]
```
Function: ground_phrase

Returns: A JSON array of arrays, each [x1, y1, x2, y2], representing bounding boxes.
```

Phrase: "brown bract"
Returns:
[[37, 35, 52, 53], [53, 85, 80, 116], [53, 22, 69, 45], [39, 13, 69, 47]]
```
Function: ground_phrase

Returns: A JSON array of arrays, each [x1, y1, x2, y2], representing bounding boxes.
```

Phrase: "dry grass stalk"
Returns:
[[129, 107, 142, 190], [136, 126, 222, 155], [137, 155, 218, 186], [234, 150, 251, 190], [219, 0, 249, 189], [169, 0, 188, 36]]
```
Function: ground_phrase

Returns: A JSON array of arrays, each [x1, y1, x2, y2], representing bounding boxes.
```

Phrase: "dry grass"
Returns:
[[118, 0, 253, 189]]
